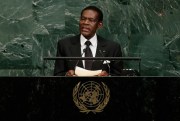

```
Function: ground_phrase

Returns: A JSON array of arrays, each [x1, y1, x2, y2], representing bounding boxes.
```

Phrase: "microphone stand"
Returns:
[[74, 49, 86, 71]]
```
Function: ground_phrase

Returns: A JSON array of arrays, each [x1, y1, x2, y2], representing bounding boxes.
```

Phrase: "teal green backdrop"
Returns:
[[0, 0, 179, 76]]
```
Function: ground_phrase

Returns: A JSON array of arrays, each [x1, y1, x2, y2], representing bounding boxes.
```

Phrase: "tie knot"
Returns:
[[85, 41, 91, 47]]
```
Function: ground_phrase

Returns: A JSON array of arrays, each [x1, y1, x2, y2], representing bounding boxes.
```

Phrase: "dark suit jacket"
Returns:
[[54, 34, 123, 76]]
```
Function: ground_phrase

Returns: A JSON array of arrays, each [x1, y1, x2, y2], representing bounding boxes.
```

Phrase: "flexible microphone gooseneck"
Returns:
[[74, 48, 86, 69], [99, 50, 111, 76]]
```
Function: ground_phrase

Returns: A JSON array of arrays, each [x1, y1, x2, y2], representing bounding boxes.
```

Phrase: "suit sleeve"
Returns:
[[110, 43, 123, 76]]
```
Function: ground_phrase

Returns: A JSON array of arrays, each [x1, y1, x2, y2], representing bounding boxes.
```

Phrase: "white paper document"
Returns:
[[75, 66, 102, 76]]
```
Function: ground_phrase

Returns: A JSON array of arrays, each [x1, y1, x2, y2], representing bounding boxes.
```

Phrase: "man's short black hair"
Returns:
[[81, 6, 103, 22]]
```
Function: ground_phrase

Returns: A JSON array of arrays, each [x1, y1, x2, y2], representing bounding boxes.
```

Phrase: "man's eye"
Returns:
[[81, 18, 85, 20], [81, 17, 86, 20], [89, 19, 96, 22], [80, 17, 97, 23]]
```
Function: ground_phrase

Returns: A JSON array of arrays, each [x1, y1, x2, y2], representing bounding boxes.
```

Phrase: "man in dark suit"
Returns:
[[54, 6, 123, 76]]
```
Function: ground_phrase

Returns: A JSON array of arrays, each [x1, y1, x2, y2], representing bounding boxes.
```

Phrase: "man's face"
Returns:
[[79, 9, 102, 39]]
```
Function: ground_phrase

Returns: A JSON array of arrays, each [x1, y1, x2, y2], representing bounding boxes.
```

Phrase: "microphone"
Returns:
[[99, 50, 111, 76], [74, 48, 86, 69], [65, 49, 86, 76]]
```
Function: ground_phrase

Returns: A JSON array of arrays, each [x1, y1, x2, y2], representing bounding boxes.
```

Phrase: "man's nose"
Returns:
[[84, 19, 90, 24]]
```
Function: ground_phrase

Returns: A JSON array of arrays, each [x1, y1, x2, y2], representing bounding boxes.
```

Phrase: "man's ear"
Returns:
[[98, 22, 103, 28]]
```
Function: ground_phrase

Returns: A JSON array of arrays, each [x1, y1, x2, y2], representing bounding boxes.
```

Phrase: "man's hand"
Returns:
[[97, 71, 109, 76], [66, 70, 108, 77], [65, 70, 76, 76]]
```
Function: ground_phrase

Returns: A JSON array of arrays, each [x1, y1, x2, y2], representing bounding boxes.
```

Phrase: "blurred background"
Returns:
[[0, 0, 179, 76]]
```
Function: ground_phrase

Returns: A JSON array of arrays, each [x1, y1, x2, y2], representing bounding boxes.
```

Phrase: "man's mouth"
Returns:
[[81, 27, 90, 32]]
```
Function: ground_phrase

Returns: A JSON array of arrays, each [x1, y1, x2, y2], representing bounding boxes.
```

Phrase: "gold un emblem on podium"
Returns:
[[73, 81, 110, 114]]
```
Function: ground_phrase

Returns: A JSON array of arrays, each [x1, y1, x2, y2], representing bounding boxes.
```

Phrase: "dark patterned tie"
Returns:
[[85, 41, 93, 70]]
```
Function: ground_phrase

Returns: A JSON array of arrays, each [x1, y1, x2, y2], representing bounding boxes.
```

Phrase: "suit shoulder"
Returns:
[[58, 35, 80, 44], [98, 35, 120, 46]]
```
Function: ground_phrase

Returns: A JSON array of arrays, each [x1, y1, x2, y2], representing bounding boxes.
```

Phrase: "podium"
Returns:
[[0, 77, 180, 121]]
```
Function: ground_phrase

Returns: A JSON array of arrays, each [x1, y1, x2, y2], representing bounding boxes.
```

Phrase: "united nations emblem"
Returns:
[[73, 81, 110, 114]]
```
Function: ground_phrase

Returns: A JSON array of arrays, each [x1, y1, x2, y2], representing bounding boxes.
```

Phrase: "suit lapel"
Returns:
[[69, 35, 83, 68], [92, 35, 107, 70], [70, 35, 81, 56]]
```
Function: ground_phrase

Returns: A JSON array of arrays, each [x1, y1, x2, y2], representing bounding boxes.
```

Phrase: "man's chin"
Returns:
[[81, 33, 91, 38]]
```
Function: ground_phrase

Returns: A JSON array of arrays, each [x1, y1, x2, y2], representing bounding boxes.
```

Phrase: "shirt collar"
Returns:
[[80, 34, 97, 47]]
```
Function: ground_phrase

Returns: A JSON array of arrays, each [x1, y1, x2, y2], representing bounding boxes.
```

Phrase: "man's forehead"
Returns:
[[81, 10, 98, 18]]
